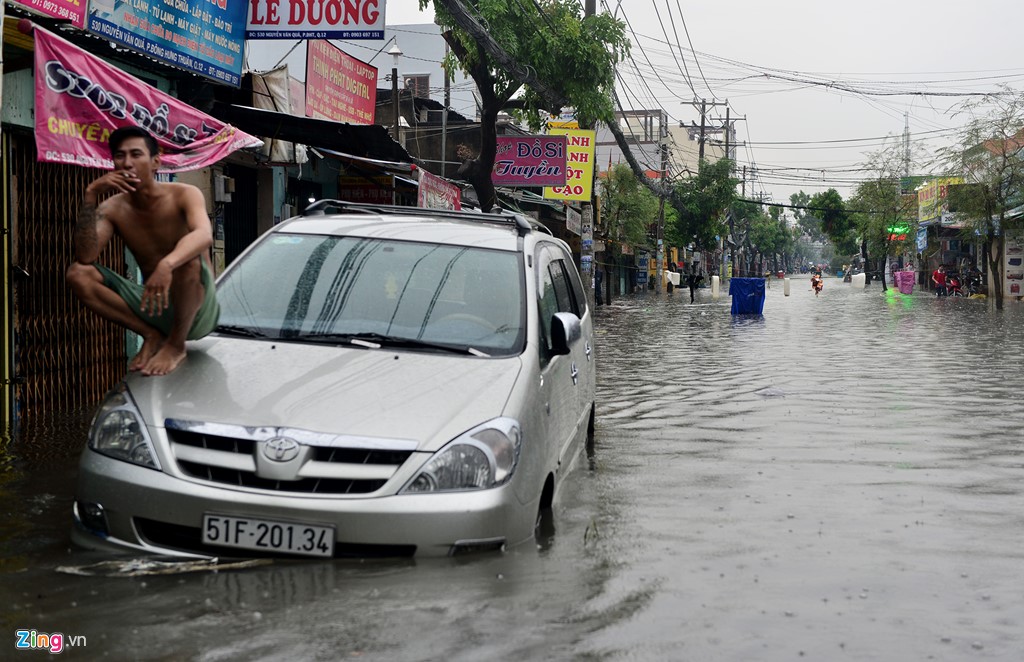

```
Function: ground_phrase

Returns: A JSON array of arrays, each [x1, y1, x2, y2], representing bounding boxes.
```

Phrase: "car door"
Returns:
[[559, 249, 595, 435], [536, 244, 586, 467]]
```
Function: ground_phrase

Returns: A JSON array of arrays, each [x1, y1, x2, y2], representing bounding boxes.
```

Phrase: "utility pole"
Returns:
[[441, 42, 450, 179], [723, 106, 730, 161], [656, 140, 668, 294], [690, 98, 728, 164], [580, 0, 596, 308], [388, 43, 403, 143]]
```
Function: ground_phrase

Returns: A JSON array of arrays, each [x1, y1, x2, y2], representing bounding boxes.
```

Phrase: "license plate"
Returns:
[[202, 514, 335, 558]]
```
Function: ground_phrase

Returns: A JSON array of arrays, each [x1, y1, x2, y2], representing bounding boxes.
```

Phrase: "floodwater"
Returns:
[[3, 275, 1023, 661]]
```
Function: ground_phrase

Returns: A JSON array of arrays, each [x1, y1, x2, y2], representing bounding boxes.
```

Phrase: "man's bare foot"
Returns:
[[130, 335, 164, 371], [141, 345, 187, 376]]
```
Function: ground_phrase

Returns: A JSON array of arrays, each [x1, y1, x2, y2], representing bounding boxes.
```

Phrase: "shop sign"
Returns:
[[543, 126, 595, 201], [247, 0, 385, 39], [338, 175, 394, 204], [87, 0, 246, 86], [33, 27, 262, 171], [11, 0, 85, 28], [418, 170, 461, 210], [1005, 230, 1024, 297], [305, 40, 377, 125], [492, 136, 567, 187], [565, 205, 582, 235]]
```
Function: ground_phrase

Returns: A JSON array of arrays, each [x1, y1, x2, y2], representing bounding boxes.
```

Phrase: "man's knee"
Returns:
[[66, 263, 100, 293], [173, 258, 203, 290]]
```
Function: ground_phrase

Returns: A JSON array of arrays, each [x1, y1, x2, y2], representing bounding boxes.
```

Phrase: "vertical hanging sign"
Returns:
[[544, 122, 595, 202]]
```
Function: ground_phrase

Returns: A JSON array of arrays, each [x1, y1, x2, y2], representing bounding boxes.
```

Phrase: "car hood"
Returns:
[[126, 337, 523, 451]]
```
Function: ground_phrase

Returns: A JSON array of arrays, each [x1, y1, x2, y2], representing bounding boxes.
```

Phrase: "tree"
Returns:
[[600, 164, 659, 250], [939, 85, 1024, 308], [808, 189, 858, 259], [849, 140, 921, 290], [425, 0, 629, 211], [669, 158, 737, 251], [790, 191, 824, 242]]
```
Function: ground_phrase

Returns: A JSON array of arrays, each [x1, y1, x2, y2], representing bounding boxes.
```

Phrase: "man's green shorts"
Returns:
[[94, 261, 220, 340]]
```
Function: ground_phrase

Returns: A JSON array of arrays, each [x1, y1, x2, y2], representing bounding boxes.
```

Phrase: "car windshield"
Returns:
[[216, 233, 525, 356]]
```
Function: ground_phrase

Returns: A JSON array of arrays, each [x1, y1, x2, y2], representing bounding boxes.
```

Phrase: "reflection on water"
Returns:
[[2, 281, 1024, 660]]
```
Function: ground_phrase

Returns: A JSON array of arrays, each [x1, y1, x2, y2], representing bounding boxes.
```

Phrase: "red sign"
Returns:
[[11, 0, 86, 29], [492, 136, 567, 187], [418, 170, 461, 210], [338, 175, 394, 204], [305, 40, 376, 125]]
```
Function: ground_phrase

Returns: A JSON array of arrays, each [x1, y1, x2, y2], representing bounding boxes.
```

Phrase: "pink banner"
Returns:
[[305, 40, 377, 125], [418, 169, 461, 210], [33, 26, 262, 172], [11, 0, 85, 29], [492, 136, 567, 187]]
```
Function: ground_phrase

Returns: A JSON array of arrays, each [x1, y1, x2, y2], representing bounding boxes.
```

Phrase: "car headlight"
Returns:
[[402, 418, 520, 493], [87, 384, 161, 470]]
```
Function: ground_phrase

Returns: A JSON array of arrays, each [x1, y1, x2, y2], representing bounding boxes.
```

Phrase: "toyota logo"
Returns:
[[263, 437, 300, 462]]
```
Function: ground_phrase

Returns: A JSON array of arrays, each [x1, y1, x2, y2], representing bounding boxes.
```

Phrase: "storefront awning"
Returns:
[[211, 102, 413, 164]]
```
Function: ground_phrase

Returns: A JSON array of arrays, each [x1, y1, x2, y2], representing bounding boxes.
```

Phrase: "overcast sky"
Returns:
[[247, 0, 1024, 205]]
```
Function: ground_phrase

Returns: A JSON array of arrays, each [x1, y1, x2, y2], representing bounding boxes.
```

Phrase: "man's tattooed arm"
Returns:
[[75, 201, 100, 264]]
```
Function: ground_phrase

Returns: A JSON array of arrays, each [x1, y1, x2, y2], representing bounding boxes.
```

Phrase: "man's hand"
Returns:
[[85, 170, 139, 201], [142, 260, 173, 316]]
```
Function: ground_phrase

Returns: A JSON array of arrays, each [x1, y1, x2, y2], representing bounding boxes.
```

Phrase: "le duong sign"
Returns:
[[87, 0, 246, 86], [10, 0, 86, 29], [492, 136, 567, 187], [247, 0, 386, 39], [33, 27, 262, 171]]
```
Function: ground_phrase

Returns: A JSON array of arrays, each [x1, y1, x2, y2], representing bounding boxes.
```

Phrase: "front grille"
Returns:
[[135, 518, 416, 559], [167, 428, 414, 495], [177, 460, 385, 494]]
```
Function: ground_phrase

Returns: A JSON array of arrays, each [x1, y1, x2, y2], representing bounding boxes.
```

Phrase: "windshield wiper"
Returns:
[[302, 332, 489, 356], [215, 325, 271, 339]]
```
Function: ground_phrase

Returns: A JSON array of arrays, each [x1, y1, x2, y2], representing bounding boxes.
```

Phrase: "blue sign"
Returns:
[[916, 228, 928, 252], [88, 1, 247, 87]]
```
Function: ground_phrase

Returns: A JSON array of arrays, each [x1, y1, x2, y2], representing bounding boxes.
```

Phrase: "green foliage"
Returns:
[[790, 191, 824, 242], [425, 0, 629, 126], [808, 189, 849, 238], [600, 164, 659, 250], [850, 140, 922, 268], [669, 159, 737, 250], [939, 86, 1024, 236], [937, 85, 1024, 305]]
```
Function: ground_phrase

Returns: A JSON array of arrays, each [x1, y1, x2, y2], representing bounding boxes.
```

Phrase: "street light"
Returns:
[[388, 42, 403, 142]]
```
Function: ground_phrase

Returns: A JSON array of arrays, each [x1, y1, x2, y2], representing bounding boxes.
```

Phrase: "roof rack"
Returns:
[[302, 199, 535, 236]]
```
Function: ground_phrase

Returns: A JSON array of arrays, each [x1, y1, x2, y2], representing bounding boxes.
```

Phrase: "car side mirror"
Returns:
[[550, 312, 581, 355]]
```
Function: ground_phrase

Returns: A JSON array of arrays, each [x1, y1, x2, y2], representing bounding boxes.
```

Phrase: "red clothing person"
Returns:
[[932, 266, 947, 296]]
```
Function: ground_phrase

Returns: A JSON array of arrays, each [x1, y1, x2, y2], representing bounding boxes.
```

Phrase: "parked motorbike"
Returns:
[[946, 271, 965, 297]]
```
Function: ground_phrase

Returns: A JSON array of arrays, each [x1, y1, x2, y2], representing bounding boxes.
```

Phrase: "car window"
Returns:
[[537, 257, 559, 359], [536, 243, 583, 362], [217, 234, 525, 355]]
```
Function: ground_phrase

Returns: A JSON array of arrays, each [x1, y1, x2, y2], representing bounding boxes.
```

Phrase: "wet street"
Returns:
[[2, 275, 1023, 661]]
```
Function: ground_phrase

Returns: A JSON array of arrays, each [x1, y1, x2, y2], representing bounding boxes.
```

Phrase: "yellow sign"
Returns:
[[918, 176, 963, 223], [543, 125, 595, 202]]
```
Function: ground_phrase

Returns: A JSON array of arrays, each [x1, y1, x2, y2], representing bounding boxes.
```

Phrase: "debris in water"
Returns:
[[56, 557, 272, 577]]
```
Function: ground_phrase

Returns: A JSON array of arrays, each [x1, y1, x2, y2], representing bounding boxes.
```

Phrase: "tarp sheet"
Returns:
[[729, 277, 766, 315], [895, 271, 916, 295]]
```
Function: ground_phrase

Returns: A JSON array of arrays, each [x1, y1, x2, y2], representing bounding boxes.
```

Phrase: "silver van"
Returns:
[[72, 202, 596, 558]]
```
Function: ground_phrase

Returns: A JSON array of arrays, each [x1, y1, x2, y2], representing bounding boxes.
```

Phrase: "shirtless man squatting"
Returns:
[[67, 126, 220, 376]]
